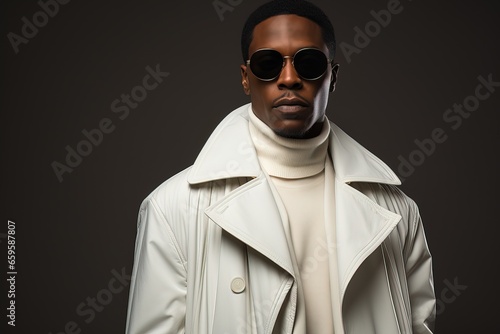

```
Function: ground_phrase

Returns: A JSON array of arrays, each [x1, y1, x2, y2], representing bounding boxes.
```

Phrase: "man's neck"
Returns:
[[248, 108, 330, 179]]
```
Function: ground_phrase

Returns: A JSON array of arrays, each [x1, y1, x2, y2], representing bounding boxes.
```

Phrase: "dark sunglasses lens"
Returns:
[[250, 50, 283, 80], [294, 49, 328, 80]]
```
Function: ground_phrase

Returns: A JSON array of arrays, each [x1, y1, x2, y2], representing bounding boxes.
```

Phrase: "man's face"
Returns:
[[241, 14, 338, 139]]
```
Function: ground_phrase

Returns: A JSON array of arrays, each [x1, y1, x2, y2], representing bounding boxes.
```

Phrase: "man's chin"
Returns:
[[271, 119, 324, 139], [272, 126, 311, 139]]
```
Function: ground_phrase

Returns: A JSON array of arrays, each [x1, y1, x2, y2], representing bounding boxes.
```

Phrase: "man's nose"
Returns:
[[277, 58, 303, 90]]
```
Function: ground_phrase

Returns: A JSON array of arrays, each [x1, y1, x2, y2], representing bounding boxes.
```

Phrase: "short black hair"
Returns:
[[241, 0, 336, 62]]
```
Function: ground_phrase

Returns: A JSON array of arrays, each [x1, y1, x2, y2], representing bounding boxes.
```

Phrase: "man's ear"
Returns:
[[329, 63, 340, 93], [240, 64, 251, 95]]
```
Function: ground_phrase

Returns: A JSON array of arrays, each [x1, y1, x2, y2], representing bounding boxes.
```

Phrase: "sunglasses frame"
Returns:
[[246, 47, 333, 82]]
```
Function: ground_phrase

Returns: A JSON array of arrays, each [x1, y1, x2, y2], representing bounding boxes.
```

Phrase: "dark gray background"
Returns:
[[2, 0, 499, 333]]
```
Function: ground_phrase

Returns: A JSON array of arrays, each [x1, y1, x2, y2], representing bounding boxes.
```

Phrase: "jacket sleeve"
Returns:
[[404, 201, 436, 334], [126, 196, 187, 334]]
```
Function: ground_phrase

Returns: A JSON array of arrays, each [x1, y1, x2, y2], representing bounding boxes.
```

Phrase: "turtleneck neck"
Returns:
[[248, 106, 331, 179]]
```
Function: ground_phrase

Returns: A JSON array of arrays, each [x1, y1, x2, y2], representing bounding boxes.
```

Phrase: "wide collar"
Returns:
[[187, 103, 401, 186]]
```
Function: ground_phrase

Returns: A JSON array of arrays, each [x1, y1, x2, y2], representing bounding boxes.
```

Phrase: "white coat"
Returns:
[[126, 104, 436, 334]]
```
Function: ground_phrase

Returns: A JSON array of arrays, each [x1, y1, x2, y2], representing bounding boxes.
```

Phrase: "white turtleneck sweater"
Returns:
[[248, 107, 342, 334]]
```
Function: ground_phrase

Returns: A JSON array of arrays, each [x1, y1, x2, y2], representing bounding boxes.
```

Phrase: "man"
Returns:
[[126, 1, 436, 333]]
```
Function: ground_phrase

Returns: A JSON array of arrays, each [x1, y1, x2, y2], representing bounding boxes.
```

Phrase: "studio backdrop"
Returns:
[[2, 0, 499, 333]]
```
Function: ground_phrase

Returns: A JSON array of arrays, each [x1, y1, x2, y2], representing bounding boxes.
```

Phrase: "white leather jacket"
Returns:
[[126, 104, 436, 334]]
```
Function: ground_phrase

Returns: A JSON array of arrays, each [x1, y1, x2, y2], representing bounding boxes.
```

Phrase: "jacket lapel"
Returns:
[[326, 121, 402, 301], [204, 174, 295, 277], [334, 179, 401, 302]]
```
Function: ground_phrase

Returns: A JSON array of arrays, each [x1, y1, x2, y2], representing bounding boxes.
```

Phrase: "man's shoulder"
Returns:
[[139, 166, 194, 215], [351, 182, 417, 212]]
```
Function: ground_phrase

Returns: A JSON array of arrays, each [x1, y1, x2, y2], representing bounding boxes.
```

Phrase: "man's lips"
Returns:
[[274, 104, 308, 114], [273, 97, 309, 108], [273, 97, 310, 114]]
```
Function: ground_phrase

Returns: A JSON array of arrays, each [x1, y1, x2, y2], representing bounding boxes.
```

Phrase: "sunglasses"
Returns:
[[246, 48, 332, 81]]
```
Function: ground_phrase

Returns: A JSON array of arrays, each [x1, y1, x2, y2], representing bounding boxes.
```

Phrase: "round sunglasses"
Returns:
[[246, 48, 332, 81]]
